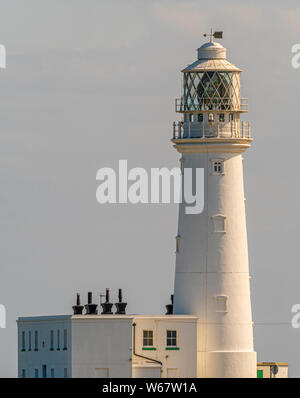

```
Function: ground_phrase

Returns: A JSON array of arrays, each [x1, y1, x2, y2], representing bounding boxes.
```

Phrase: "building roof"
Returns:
[[17, 314, 198, 322], [182, 41, 242, 73], [182, 58, 242, 73]]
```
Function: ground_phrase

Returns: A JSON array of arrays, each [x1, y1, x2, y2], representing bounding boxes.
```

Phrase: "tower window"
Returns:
[[219, 113, 225, 122], [212, 215, 226, 233], [215, 295, 228, 312], [51, 368, 55, 378], [189, 114, 194, 122], [28, 331, 32, 351], [229, 113, 234, 121], [208, 113, 214, 122], [198, 113, 203, 122], [64, 368, 68, 378], [21, 369, 26, 378], [166, 330, 177, 347], [212, 159, 224, 175], [34, 369, 39, 378], [143, 330, 153, 346]]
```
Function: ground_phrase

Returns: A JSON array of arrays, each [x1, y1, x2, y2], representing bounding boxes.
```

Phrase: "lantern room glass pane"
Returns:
[[183, 71, 240, 111]]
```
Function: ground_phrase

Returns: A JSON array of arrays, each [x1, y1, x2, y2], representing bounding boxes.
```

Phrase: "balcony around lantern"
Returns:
[[175, 97, 248, 113], [172, 120, 251, 140]]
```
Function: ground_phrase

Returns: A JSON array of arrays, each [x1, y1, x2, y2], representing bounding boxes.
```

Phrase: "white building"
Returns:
[[18, 312, 198, 378], [17, 35, 287, 378]]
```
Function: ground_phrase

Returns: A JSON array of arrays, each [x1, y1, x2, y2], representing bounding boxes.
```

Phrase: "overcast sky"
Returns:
[[0, 0, 300, 377]]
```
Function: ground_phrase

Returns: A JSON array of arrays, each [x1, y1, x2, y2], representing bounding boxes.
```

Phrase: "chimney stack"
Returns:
[[84, 292, 98, 315], [115, 288, 127, 314], [101, 288, 113, 314], [165, 294, 174, 315], [72, 293, 84, 315]]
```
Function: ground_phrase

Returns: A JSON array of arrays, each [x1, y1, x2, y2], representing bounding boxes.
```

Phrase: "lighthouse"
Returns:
[[172, 33, 257, 377]]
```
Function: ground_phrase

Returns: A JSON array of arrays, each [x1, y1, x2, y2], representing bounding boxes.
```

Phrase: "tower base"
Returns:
[[197, 351, 257, 378]]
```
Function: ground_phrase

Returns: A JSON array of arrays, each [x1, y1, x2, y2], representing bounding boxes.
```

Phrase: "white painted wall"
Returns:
[[132, 316, 197, 378], [71, 316, 132, 378]]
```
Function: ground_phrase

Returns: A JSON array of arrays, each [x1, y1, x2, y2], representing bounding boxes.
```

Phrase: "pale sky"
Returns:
[[0, 0, 300, 377]]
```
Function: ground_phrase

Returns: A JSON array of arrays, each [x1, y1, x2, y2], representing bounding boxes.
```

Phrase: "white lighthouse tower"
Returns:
[[172, 33, 257, 377]]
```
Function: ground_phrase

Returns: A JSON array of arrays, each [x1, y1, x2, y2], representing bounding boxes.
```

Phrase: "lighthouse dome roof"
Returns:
[[182, 41, 242, 73]]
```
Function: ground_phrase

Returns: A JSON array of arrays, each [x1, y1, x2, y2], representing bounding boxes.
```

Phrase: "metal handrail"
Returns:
[[172, 120, 251, 140], [175, 97, 248, 112]]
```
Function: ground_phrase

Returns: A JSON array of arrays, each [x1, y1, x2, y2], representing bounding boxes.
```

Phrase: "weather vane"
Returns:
[[203, 29, 223, 42]]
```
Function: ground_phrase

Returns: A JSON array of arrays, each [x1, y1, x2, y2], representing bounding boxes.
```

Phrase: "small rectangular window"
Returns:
[[22, 331, 25, 350], [42, 365, 47, 378], [21, 369, 26, 378], [219, 113, 225, 122], [51, 368, 55, 378], [198, 113, 203, 122], [229, 113, 234, 121], [64, 368, 68, 378], [212, 160, 224, 175], [34, 369, 39, 378], [34, 331, 38, 350], [212, 215, 226, 233], [57, 330, 60, 350], [215, 295, 228, 312], [166, 330, 177, 347], [143, 330, 153, 346], [28, 331, 32, 351], [63, 329, 67, 350], [50, 330, 54, 350]]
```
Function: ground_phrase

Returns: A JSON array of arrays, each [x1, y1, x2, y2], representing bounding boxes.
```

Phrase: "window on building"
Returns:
[[51, 368, 55, 378], [21, 369, 26, 378], [229, 113, 234, 121], [34, 369, 39, 378], [219, 113, 225, 122], [198, 113, 203, 122], [189, 114, 194, 122], [64, 368, 68, 378], [21, 331, 25, 351], [143, 330, 153, 346], [34, 331, 38, 351], [212, 160, 224, 175], [42, 365, 47, 378], [57, 330, 60, 350], [50, 330, 54, 350], [166, 330, 177, 347], [28, 331, 32, 351], [63, 329, 67, 350]]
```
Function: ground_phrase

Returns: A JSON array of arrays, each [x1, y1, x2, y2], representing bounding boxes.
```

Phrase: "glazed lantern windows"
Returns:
[[183, 71, 240, 111]]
